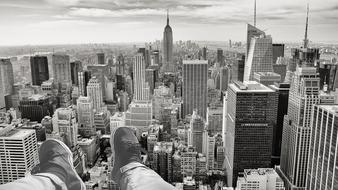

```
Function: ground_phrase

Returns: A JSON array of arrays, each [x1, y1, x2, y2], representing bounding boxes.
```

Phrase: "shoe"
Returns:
[[32, 139, 85, 190], [110, 127, 141, 183]]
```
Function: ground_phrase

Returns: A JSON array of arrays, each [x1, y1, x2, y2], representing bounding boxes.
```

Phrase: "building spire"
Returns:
[[254, 0, 256, 27], [303, 3, 309, 48], [167, 9, 169, 25]]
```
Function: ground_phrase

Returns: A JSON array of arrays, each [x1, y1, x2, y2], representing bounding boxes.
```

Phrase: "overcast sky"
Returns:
[[0, 0, 337, 45]]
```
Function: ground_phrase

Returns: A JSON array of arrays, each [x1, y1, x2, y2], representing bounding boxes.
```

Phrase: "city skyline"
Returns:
[[0, 0, 338, 189], [0, 0, 338, 46]]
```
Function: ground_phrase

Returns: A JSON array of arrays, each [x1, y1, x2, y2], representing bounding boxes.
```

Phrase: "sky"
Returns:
[[0, 0, 337, 46]]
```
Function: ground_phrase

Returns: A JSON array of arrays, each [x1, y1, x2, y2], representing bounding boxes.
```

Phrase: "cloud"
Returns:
[[67, 7, 164, 18], [29, 19, 97, 28], [45, 0, 80, 6]]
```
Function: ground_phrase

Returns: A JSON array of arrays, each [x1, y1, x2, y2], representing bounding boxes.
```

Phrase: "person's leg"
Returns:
[[110, 127, 175, 190], [0, 173, 67, 190], [0, 139, 85, 190]]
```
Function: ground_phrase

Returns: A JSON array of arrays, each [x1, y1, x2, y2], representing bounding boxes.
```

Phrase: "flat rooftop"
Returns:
[[244, 168, 277, 176], [230, 81, 275, 93], [183, 60, 208, 65], [27, 94, 48, 101], [317, 105, 338, 114], [0, 128, 35, 139], [254, 72, 281, 77]]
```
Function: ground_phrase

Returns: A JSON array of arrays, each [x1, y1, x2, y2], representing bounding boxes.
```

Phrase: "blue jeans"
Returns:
[[0, 162, 174, 190]]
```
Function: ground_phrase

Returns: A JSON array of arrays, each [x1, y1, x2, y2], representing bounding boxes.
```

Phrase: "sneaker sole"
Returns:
[[46, 139, 86, 190]]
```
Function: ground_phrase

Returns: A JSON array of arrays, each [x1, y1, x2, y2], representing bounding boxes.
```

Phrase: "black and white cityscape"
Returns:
[[0, 0, 338, 189]]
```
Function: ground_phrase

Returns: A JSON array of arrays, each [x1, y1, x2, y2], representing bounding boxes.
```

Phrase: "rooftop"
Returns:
[[231, 81, 275, 93], [254, 72, 281, 77], [244, 168, 278, 176], [317, 105, 338, 114], [0, 127, 35, 139], [183, 60, 208, 65], [26, 94, 48, 101]]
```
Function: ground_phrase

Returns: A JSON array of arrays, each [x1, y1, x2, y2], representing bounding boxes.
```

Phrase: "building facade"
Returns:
[[52, 54, 71, 84], [87, 76, 103, 112], [183, 60, 208, 119], [306, 105, 338, 190], [278, 67, 320, 189], [0, 126, 39, 184], [244, 35, 274, 81], [162, 11, 174, 73], [225, 81, 277, 186], [268, 83, 290, 166], [30, 55, 49, 86], [77, 96, 95, 137]]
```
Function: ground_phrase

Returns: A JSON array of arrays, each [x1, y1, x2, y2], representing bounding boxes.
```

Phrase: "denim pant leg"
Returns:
[[0, 173, 67, 190], [119, 162, 175, 190]]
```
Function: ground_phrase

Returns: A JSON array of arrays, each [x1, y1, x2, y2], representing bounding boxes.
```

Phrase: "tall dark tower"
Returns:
[[30, 55, 49, 86], [162, 9, 174, 73]]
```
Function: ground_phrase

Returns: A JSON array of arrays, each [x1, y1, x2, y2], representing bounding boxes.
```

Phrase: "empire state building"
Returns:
[[162, 10, 175, 73]]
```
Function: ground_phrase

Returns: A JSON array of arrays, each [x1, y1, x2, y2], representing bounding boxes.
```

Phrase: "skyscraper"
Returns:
[[30, 55, 49, 86], [0, 126, 39, 184], [273, 57, 288, 82], [19, 94, 53, 122], [0, 58, 14, 110], [78, 70, 91, 96], [278, 67, 319, 189], [318, 61, 337, 90], [216, 48, 224, 65], [77, 96, 95, 137], [268, 83, 290, 166], [125, 54, 152, 132], [87, 76, 103, 112], [306, 105, 338, 190], [246, 24, 265, 57], [97, 53, 105, 65], [137, 48, 150, 69], [153, 142, 174, 182], [52, 107, 78, 148], [70, 61, 82, 86], [189, 111, 205, 153], [272, 44, 285, 64], [162, 10, 174, 73], [202, 133, 215, 170], [219, 66, 230, 91], [183, 60, 208, 119], [225, 81, 277, 186], [151, 50, 160, 66], [244, 34, 274, 81], [87, 64, 109, 101], [216, 146, 225, 170], [116, 54, 125, 75], [284, 6, 320, 84], [201, 47, 207, 60], [133, 53, 150, 101], [145, 68, 157, 95], [52, 54, 71, 85], [231, 54, 245, 82]]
